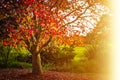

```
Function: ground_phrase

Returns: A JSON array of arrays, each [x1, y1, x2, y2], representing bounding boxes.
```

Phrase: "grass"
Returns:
[[19, 62, 32, 68], [8, 61, 32, 68]]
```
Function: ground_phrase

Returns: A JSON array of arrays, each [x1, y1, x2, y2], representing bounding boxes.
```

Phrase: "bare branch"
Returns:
[[61, 5, 91, 28]]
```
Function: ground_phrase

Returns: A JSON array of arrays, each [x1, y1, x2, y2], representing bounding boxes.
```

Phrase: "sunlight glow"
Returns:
[[111, 0, 120, 80]]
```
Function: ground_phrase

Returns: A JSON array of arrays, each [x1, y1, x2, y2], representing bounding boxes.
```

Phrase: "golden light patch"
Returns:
[[111, 0, 120, 80]]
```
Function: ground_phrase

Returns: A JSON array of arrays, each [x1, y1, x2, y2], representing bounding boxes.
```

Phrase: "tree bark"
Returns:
[[32, 53, 42, 75], [30, 36, 52, 75]]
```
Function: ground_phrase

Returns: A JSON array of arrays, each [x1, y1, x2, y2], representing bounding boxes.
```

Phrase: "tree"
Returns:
[[85, 14, 112, 72], [0, 0, 106, 75]]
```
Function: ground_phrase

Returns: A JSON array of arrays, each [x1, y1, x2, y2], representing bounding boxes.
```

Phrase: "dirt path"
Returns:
[[0, 69, 109, 80]]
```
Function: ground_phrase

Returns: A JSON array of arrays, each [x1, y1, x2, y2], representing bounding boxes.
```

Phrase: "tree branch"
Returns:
[[38, 36, 52, 54], [50, 0, 58, 10], [58, 5, 91, 31], [41, 36, 52, 48]]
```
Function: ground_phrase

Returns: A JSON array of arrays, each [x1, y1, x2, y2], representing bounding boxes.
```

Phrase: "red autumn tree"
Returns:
[[15, 0, 66, 74], [0, 0, 66, 75], [0, 0, 107, 75]]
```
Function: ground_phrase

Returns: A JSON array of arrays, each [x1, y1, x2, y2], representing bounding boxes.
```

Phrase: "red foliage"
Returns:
[[24, 0, 35, 6], [0, 0, 83, 48], [3, 40, 7, 46]]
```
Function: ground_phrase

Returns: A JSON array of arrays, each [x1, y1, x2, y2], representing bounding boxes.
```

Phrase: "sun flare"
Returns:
[[111, 0, 120, 80]]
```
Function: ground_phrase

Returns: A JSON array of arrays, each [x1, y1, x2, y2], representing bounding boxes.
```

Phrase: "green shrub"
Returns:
[[41, 45, 75, 66], [42, 63, 52, 70], [8, 61, 21, 68], [0, 44, 29, 68]]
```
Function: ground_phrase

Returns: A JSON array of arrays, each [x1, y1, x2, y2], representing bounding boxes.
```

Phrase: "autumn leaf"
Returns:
[[3, 40, 7, 46]]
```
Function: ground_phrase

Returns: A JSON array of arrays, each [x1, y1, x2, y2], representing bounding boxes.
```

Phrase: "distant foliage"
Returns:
[[41, 45, 75, 65]]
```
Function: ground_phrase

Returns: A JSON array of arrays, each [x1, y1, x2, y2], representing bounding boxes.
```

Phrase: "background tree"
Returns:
[[85, 14, 112, 72]]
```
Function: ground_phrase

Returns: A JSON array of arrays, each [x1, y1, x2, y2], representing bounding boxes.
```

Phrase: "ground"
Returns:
[[0, 69, 110, 80]]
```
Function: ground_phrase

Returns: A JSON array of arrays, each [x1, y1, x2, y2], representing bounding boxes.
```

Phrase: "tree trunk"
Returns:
[[32, 53, 42, 75]]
